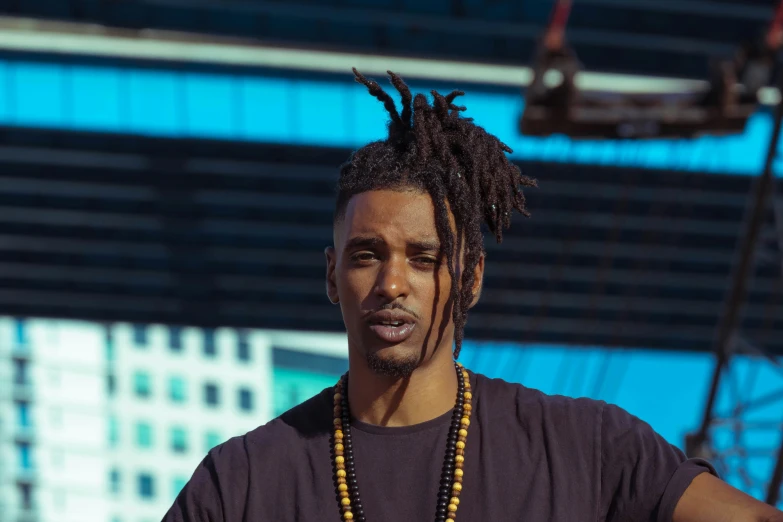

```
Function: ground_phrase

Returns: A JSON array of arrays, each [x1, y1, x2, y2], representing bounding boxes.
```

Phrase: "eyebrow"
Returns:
[[343, 236, 441, 252], [344, 236, 385, 252]]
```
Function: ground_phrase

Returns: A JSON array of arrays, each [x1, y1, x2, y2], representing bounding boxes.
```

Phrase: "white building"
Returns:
[[0, 316, 350, 522], [0, 317, 108, 522]]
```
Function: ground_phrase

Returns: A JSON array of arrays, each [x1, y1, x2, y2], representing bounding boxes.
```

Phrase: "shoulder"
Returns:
[[473, 371, 606, 429], [209, 386, 333, 469]]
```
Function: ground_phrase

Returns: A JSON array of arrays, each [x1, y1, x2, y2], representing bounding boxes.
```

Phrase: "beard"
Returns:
[[365, 350, 420, 379]]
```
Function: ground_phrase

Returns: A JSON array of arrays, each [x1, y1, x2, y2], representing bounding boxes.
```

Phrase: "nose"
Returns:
[[373, 255, 411, 302]]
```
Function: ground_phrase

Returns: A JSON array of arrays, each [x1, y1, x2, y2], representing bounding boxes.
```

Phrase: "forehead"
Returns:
[[338, 189, 438, 243]]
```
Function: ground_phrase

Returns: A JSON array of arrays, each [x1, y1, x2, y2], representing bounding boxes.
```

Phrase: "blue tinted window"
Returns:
[[237, 331, 250, 362], [238, 388, 253, 412], [172, 476, 188, 499], [18, 483, 32, 509], [12, 358, 29, 385], [16, 401, 30, 428], [169, 376, 186, 403], [205, 431, 221, 452], [169, 327, 183, 352], [138, 473, 155, 499], [204, 383, 219, 407], [17, 443, 32, 470], [109, 416, 119, 447], [171, 426, 188, 454], [14, 317, 26, 345], [134, 371, 151, 398], [105, 327, 115, 361], [136, 422, 153, 448], [107, 373, 116, 396], [109, 468, 121, 494], [204, 329, 217, 357], [133, 324, 148, 346]]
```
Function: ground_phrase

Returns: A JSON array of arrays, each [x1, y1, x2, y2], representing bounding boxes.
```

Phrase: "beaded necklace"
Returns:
[[331, 362, 473, 522]]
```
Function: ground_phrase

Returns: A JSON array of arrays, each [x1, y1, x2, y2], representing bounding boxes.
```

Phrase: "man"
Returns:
[[163, 70, 783, 522]]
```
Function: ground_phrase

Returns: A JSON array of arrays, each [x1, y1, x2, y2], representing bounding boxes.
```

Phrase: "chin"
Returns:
[[365, 348, 420, 379]]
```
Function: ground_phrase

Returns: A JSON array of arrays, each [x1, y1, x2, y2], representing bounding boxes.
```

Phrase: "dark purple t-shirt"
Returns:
[[163, 372, 714, 522]]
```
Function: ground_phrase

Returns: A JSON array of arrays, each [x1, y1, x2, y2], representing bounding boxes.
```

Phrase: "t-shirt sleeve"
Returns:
[[599, 403, 717, 522], [161, 454, 225, 522]]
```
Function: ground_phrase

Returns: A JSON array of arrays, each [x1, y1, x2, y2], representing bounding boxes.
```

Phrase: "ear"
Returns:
[[469, 254, 485, 309], [325, 246, 339, 305]]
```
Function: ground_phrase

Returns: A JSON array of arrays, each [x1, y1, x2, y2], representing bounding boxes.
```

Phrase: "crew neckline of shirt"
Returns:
[[349, 371, 478, 436]]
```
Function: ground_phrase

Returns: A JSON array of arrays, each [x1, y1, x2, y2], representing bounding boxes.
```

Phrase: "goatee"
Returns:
[[365, 352, 419, 379]]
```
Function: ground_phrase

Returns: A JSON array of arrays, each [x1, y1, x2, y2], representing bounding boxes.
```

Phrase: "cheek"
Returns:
[[338, 266, 375, 301]]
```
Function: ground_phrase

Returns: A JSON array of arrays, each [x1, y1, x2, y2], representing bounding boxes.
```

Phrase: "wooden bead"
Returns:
[[458, 436, 466, 443], [447, 512, 457, 520], [455, 461, 463, 469], [334, 393, 342, 402], [336, 463, 345, 470], [341, 497, 351, 507], [458, 429, 467, 437], [340, 490, 349, 498], [338, 477, 346, 484], [456, 448, 464, 456], [453, 475, 462, 483], [334, 418, 343, 427], [456, 441, 465, 450]]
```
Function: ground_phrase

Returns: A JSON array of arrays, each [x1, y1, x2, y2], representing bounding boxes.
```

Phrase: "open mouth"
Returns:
[[366, 311, 418, 343], [368, 322, 416, 343]]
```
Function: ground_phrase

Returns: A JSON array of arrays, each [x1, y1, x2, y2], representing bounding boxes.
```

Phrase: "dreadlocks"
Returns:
[[335, 68, 537, 359]]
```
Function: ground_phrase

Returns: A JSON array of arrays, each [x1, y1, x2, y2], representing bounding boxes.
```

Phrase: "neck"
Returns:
[[346, 349, 458, 427]]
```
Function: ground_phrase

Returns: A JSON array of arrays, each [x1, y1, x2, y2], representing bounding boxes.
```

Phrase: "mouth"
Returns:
[[366, 310, 417, 344]]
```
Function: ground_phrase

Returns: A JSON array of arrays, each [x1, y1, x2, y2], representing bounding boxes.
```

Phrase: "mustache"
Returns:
[[364, 302, 421, 321]]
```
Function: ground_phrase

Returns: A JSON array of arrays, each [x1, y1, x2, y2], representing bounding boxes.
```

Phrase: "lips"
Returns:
[[366, 310, 417, 344]]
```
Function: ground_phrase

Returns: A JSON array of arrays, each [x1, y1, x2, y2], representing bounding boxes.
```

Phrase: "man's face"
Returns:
[[326, 188, 483, 377]]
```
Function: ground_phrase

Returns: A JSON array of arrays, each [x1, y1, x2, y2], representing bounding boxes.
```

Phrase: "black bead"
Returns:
[[436, 507, 447, 517]]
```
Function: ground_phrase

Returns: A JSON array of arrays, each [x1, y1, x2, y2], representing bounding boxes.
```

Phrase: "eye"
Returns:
[[412, 256, 439, 267], [350, 252, 377, 263]]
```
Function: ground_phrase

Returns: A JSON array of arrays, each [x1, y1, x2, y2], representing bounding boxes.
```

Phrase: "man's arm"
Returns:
[[673, 473, 783, 522]]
